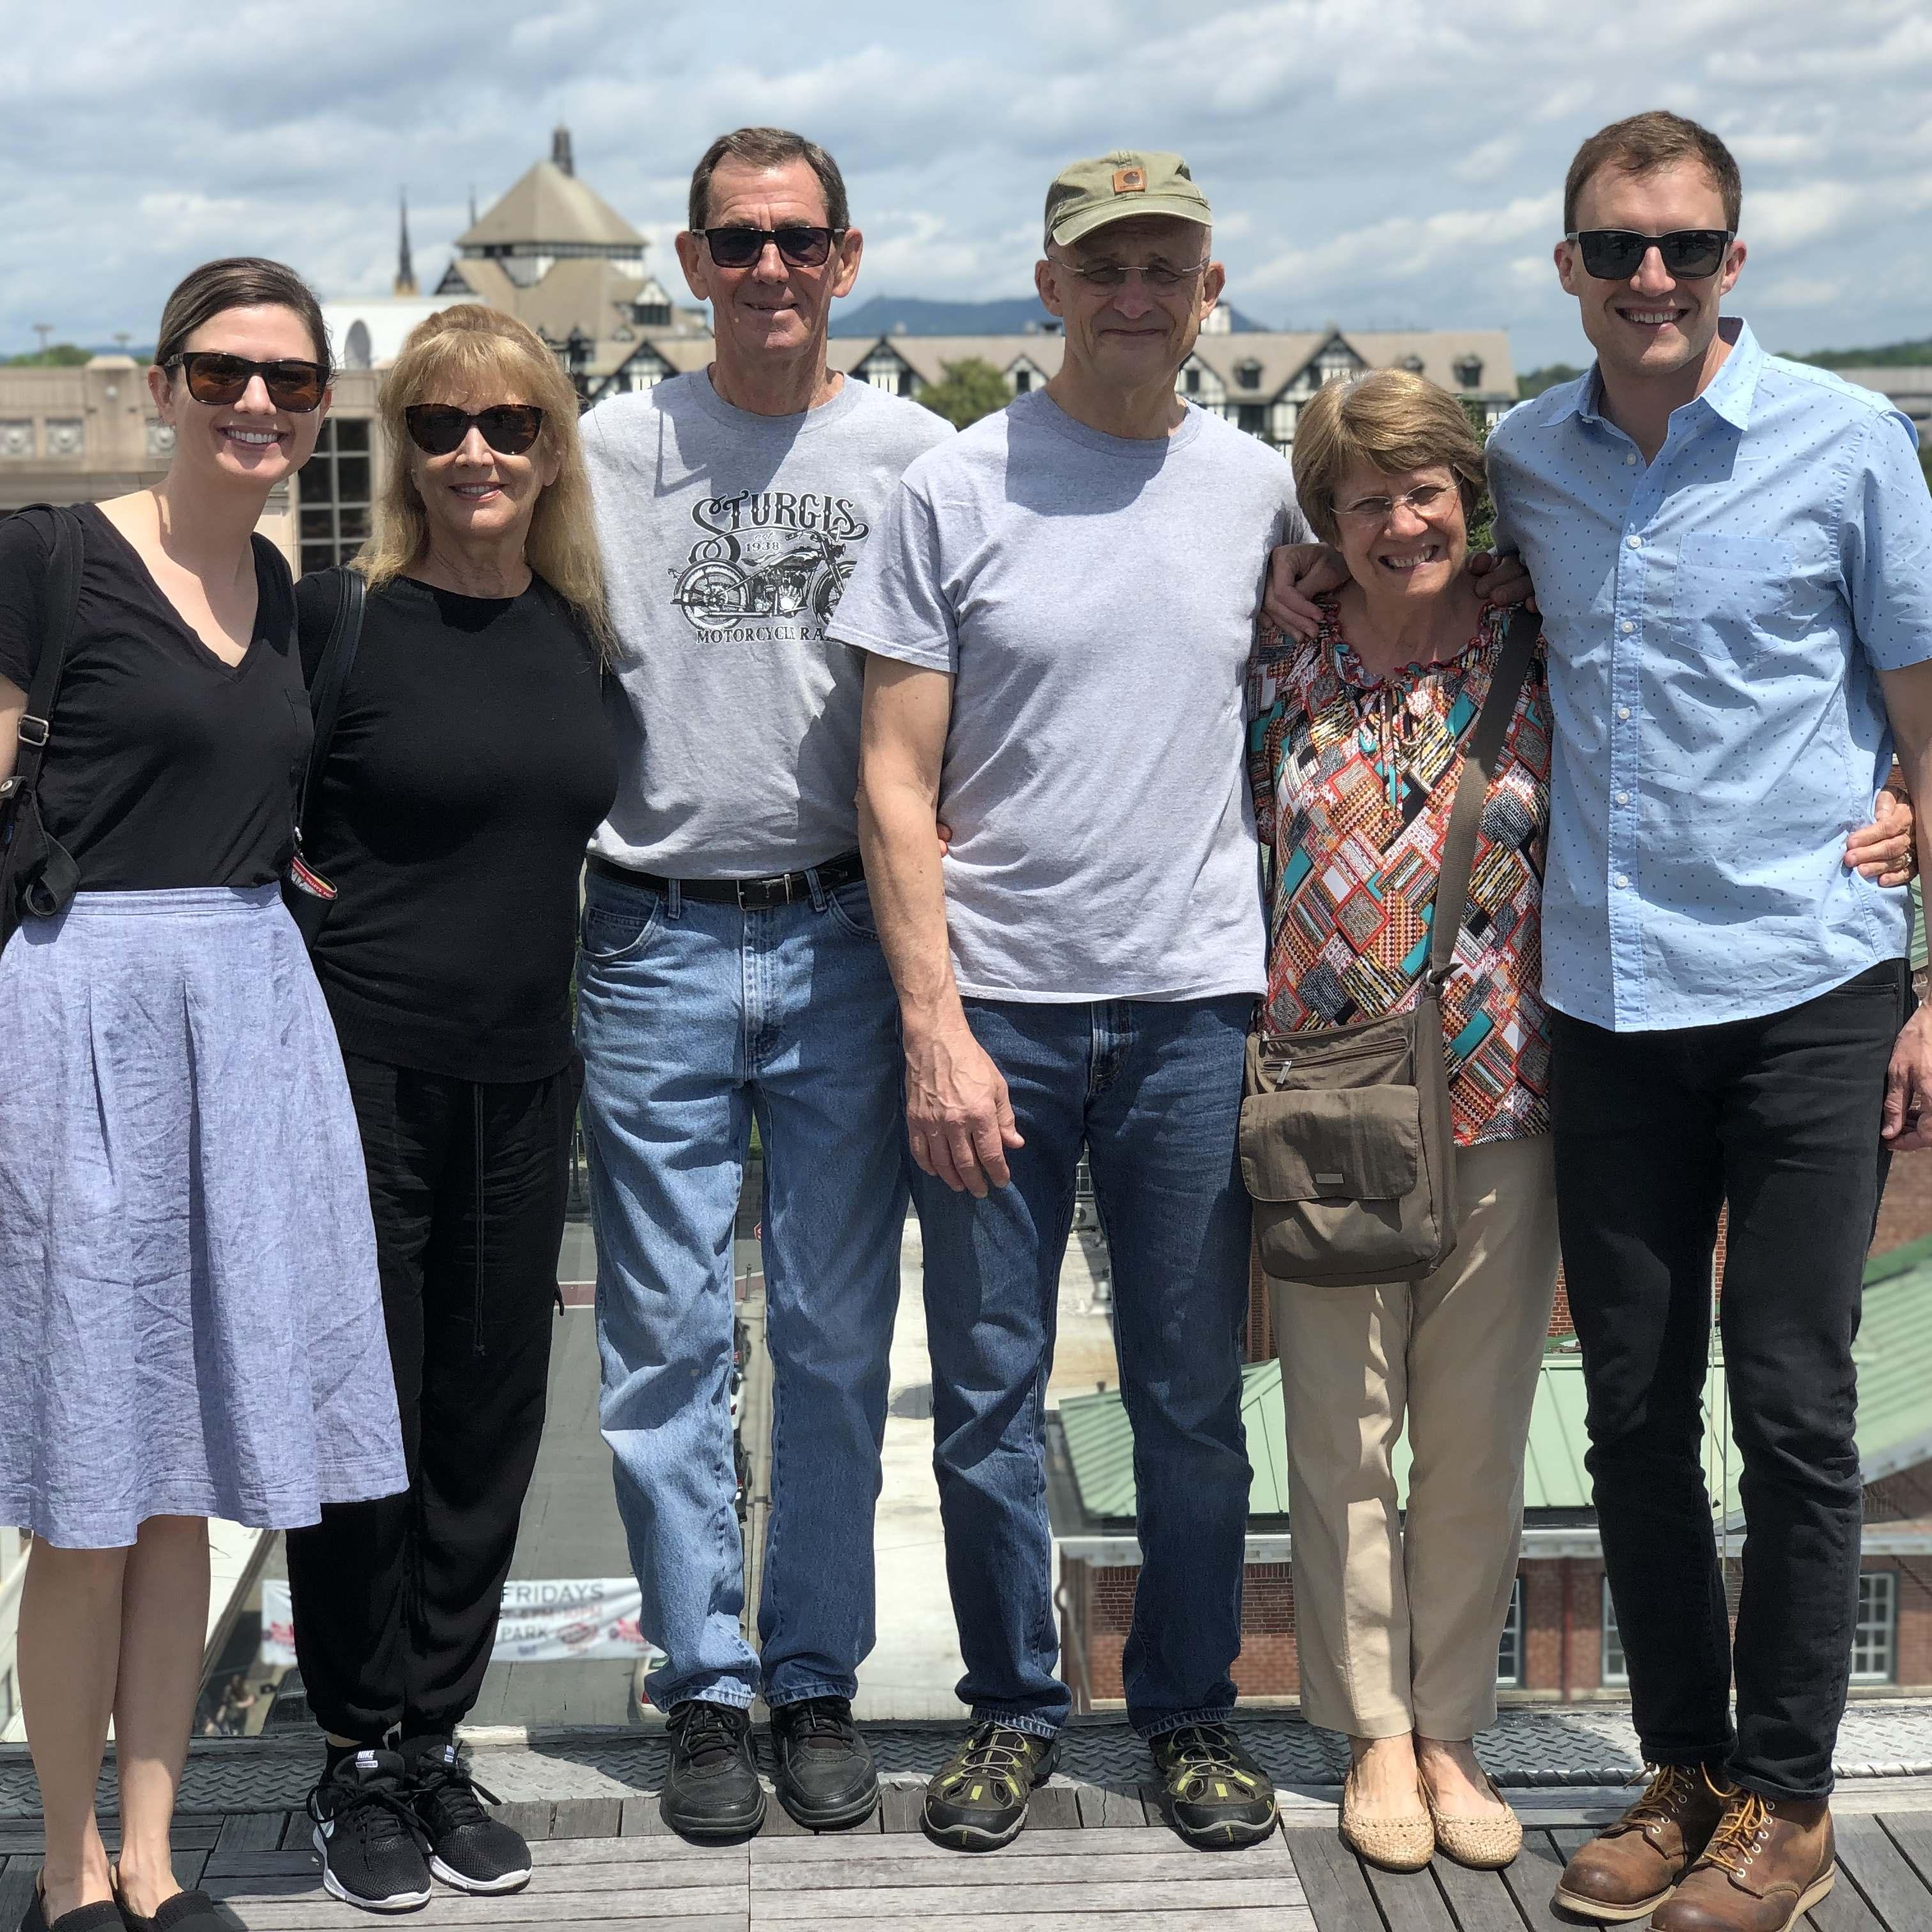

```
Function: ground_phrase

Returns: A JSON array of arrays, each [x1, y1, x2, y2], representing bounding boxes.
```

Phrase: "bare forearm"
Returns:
[[857, 771, 963, 1041]]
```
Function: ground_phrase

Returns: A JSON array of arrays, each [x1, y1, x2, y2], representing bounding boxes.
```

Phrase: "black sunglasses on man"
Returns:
[[1565, 228, 1735, 281], [702, 225, 845, 270]]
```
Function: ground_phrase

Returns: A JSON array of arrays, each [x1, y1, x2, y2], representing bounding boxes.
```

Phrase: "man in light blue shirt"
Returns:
[[1485, 112, 1932, 1929]]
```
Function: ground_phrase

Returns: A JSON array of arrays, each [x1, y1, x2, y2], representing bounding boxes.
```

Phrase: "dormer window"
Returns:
[[1235, 359, 1263, 390], [1453, 355, 1484, 388]]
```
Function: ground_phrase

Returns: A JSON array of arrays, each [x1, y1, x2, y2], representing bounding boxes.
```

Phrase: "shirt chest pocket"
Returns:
[[1671, 532, 1793, 657]]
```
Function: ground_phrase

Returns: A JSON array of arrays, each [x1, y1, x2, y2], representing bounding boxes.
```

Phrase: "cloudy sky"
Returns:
[[5, 0, 1931, 373]]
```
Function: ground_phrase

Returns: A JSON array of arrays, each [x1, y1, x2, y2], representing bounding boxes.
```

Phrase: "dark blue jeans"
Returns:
[[914, 994, 1255, 1739]]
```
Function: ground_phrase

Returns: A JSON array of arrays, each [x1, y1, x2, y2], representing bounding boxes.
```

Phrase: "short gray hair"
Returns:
[[687, 127, 849, 233]]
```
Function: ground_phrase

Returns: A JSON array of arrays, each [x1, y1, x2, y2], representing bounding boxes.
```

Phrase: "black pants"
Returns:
[[285, 1052, 577, 1743], [1550, 960, 1905, 1800]]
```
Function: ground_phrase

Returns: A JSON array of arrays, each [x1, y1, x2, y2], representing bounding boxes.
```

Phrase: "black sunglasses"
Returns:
[[403, 404, 546, 457], [165, 351, 327, 413], [702, 225, 844, 270], [1567, 228, 1735, 280]]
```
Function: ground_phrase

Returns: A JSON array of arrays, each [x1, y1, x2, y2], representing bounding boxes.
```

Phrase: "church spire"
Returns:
[[552, 125, 574, 178], [394, 189, 418, 296]]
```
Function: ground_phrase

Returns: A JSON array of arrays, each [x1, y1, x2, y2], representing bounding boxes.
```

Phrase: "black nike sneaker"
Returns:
[[660, 1699, 766, 1841], [402, 1735, 533, 1894], [1148, 1721, 1278, 1848], [922, 1721, 1059, 1851], [308, 1747, 434, 1912], [769, 1696, 878, 1830]]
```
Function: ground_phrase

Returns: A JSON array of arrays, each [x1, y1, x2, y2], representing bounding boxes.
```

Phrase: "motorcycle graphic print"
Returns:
[[671, 488, 865, 641]]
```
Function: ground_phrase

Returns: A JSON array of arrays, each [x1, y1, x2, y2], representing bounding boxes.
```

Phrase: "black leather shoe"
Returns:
[[661, 1699, 766, 1841], [770, 1696, 878, 1830], [108, 1888, 226, 1931]]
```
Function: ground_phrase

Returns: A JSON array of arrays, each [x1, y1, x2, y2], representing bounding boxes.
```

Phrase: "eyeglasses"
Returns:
[[1333, 482, 1457, 525], [165, 352, 327, 413], [402, 404, 546, 457], [1054, 258, 1211, 293], [702, 226, 845, 270], [1566, 229, 1735, 280]]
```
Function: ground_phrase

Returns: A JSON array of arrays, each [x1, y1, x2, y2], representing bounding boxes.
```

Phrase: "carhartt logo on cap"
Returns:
[[1112, 167, 1146, 195]]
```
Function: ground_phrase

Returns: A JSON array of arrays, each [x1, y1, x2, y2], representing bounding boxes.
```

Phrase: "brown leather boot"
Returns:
[[1650, 1787, 1834, 1931], [1552, 1763, 1728, 1921]]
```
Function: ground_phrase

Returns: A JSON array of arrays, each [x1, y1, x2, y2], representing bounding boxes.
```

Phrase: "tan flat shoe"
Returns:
[[1422, 1770, 1522, 1869], [1340, 1763, 1435, 1873]]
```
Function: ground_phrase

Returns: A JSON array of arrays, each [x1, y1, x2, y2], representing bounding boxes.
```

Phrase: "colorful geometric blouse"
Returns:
[[1246, 597, 1553, 1148]]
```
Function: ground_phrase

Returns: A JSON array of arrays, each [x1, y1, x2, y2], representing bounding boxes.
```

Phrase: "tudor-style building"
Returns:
[[832, 323, 1517, 451]]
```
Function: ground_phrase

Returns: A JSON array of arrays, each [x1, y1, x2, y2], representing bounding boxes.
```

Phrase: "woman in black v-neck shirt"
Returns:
[[280, 307, 617, 1912], [0, 259, 406, 1932]]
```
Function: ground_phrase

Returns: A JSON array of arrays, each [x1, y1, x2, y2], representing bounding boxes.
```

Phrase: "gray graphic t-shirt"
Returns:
[[829, 390, 1311, 1002], [583, 371, 953, 875]]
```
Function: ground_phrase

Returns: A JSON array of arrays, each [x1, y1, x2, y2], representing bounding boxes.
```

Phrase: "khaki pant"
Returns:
[[1271, 1133, 1558, 1740]]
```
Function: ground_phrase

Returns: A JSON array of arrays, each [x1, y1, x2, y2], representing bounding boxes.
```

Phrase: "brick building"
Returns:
[[1054, 1223, 1932, 1711]]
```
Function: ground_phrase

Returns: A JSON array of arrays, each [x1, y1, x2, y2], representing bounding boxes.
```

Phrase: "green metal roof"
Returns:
[[1056, 1238, 1932, 1527]]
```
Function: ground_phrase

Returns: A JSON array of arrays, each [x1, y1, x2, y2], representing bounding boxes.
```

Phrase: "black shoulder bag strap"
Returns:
[[0, 505, 84, 936], [295, 565, 367, 847], [4, 505, 82, 813], [1424, 604, 1541, 988]]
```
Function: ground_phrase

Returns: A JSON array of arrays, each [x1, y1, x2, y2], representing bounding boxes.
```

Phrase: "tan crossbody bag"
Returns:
[[1239, 606, 1540, 1287]]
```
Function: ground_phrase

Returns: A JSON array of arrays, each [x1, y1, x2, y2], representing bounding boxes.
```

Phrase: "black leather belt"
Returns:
[[586, 849, 864, 910]]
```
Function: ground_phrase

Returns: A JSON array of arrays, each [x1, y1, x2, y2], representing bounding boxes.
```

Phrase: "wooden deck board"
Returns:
[[749, 1848, 1295, 1890], [1835, 1814, 1932, 1931], [1075, 1783, 1153, 1828], [753, 1877, 1305, 1918], [1285, 1827, 1388, 1932], [1808, 1864, 1889, 1932], [1363, 1857, 1462, 1932], [1497, 1828, 1579, 1932], [1430, 1853, 1538, 1932]]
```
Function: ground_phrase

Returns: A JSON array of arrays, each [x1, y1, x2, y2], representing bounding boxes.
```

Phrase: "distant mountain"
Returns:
[[1789, 336, 1932, 370], [829, 295, 1269, 338]]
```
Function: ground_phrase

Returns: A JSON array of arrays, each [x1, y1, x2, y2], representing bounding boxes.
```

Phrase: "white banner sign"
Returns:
[[259, 1579, 658, 1667]]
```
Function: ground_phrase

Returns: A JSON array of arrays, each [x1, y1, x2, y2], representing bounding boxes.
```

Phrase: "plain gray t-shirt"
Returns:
[[582, 371, 952, 875], [829, 390, 1311, 1002]]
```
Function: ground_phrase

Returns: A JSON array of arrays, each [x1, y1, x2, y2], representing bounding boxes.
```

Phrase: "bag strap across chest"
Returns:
[[5, 504, 84, 803], [1423, 604, 1540, 988]]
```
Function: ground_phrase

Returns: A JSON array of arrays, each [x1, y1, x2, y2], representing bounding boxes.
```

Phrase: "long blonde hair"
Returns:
[[357, 305, 611, 653]]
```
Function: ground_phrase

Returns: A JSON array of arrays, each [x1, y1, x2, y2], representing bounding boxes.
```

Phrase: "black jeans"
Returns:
[[285, 1052, 577, 1744], [1550, 960, 1905, 1800]]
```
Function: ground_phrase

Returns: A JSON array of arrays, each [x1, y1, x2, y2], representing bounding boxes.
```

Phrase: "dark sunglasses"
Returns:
[[165, 351, 327, 412], [702, 225, 844, 270], [403, 404, 546, 457], [1567, 228, 1735, 280]]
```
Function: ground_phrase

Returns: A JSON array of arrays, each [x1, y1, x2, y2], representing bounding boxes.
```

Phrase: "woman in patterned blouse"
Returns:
[[1247, 370, 1552, 1874]]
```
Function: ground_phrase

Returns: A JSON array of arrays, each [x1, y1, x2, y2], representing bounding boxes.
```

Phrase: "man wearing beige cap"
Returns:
[[833, 151, 1300, 1851]]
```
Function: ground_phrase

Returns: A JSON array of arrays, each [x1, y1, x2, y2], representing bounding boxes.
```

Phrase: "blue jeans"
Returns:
[[914, 994, 1255, 1739], [576, 864, 906, 1712]]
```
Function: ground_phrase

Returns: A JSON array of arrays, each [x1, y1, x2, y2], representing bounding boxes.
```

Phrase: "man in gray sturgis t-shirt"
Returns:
[[575, 127, 949, 1844], [835, 150, 1308, 1854]]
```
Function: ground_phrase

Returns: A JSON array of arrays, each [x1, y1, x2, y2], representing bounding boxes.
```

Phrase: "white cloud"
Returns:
[[3, 0, 1932, 369]]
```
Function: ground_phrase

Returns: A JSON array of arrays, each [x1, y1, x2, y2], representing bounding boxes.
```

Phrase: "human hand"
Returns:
[[1262, 542, 1347, 641], [1466, 549, 1538, 612], [903, 1016, 1024, 1195], [1846, 784, 1916, 887], [1883, 1004, 1932, 1151]]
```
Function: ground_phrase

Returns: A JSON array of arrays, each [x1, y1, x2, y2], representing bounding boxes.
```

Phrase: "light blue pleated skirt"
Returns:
[[0, 885, 407, 1548]]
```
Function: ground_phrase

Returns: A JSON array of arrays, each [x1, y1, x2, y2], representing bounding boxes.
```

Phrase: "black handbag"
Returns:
[[0, 505, 84, 956], [282, 565, 368, 946]]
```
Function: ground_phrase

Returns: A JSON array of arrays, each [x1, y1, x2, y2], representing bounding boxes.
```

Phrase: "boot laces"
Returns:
[[1701, 1786, 1776, 1876], [309, 1772, 425, 1852], [1159, 1723, 1261, 1798], [937, 1722, 1040, 1805], [1623, 1761, 1702, 1830]]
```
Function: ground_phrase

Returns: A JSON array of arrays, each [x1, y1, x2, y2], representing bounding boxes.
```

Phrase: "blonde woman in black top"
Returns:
[[281, 307, 617, 1913]]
